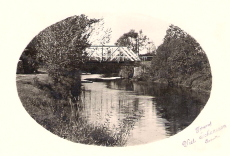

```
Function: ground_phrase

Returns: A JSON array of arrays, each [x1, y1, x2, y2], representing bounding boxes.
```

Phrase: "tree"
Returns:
[[115, 30, 150, 54], [28, 14, 111, 99], [19, 41, 39, 73], [146, 41, 156, 55], [31, 15, 110, 78], [151, 24, 212, 90]]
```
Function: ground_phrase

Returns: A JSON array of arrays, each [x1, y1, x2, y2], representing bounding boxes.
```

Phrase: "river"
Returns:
[[75, 74, 209, 146]]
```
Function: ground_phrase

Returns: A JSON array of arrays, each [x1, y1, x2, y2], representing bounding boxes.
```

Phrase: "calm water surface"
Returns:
[[78, 74, 209, 146]]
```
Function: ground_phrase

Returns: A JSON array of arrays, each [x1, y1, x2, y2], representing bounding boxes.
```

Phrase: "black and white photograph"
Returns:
[[1, 0, 230, 155], [16, 13, 212, 146]]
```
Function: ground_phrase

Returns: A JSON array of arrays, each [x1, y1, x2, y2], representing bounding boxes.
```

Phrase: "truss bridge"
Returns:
[[84, 45, 141, 63]]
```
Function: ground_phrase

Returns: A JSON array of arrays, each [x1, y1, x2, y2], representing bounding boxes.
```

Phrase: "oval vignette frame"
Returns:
[[16, 13, 212, 147]]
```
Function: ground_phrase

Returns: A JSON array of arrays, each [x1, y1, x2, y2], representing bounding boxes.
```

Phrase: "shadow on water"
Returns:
[[105, 79, 209, 137], [153, 86, 208, 136]]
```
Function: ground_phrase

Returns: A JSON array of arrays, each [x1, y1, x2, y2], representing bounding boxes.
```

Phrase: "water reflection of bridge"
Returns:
[[85, 45, 141, 63]]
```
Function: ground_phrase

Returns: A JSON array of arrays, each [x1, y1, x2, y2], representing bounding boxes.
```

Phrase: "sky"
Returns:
[[86, 13, 170, 54]]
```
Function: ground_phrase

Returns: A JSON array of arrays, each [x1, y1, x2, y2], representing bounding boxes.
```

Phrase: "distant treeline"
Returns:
[[149, 25, 212, 91]]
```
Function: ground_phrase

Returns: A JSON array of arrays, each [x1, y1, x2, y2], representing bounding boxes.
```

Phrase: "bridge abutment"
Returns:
[[118, 66, 134, 79]]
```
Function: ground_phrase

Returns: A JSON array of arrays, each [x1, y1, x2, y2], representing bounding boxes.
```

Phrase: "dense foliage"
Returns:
[[33, 15, 99, 78], [151, 25, 212, 91], [19, 41, 39, 73], [19, 14, 111, 74], [115, 29, 154, 54], [20, 15, 111, 99]]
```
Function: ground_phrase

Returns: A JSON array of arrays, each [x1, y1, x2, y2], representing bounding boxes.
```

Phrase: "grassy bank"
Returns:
[[16, 73, 132, 146]]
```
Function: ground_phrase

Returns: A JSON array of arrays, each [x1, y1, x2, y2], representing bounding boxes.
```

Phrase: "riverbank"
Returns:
[[16, 73, 130, 146], [16, 72, 209, 146], [127, 61, 211, 93]]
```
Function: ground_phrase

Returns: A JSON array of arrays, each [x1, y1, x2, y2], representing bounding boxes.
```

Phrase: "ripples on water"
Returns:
[[77, 74, 209, 146]]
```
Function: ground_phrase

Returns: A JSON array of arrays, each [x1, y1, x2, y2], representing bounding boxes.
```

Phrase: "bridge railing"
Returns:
[[84, 46, 141, 63]]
